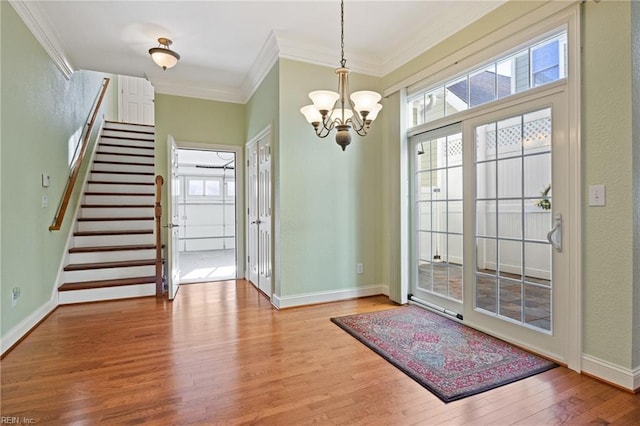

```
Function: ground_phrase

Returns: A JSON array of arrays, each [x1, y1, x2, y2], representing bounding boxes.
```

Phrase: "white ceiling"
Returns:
[[16, 0, 506, 103]]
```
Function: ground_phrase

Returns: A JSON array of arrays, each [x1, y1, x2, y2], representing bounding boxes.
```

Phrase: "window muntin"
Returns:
[[407, 31, 567, 128], [186, 177, 235, 199]]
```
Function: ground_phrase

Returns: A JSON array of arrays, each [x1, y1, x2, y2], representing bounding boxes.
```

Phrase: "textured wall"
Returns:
[[277, 59, 384, 298], [1, 2, 111, 338], [582, 0, 634, 368]]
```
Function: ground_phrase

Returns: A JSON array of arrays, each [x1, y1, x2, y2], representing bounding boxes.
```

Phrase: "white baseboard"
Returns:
[[58, 284, 155, 305], [582, 354, 639, 392], [1, 295, 57, 356], [272, 284, 388, 309]]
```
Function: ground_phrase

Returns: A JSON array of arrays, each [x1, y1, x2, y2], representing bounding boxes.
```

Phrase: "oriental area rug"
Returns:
[[331, 305, 557, 403]]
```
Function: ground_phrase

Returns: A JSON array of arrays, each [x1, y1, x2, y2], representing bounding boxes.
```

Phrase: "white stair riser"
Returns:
[[59, 283, 156, 305], [100, 138, 154, 150], [90, 172, 155, 184], [86, 183, 154, 193], [83, 194, 155, 204], [80, 206, 154, 218], [69, 249, 157, 264], [104, 123, 155, 133], [96, 152, 154, 164], [96, 145, 154, 157], [101, 130, 154, 140], [76, 220, 155, 232], [74, 233, 155, 247], [63, 265, 155, 282], [93, 163, 154, 174]]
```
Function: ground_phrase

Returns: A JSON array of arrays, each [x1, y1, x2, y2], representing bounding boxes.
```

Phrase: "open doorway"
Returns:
[[176, 148, 237, 283]]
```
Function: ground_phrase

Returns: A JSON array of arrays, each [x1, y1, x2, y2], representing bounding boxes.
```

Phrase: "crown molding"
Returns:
[[240, 31, 281, 103], [152, 80, 245, 104], [8, 0, 74, 79], [237, 30, 384, 104], [275, 32, 384, 78]]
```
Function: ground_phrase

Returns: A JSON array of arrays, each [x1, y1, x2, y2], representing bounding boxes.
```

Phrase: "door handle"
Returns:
[[546, 214, 562, 252], [251, 220, 262, 225], [163, 223, 180, 228]]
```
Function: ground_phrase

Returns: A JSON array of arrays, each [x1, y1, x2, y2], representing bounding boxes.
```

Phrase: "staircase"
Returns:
[[58, 121, 162, 304]]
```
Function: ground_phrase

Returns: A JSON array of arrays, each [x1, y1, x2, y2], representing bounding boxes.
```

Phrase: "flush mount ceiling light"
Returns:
[[300, 0, 382, 151], [148, 37, 180, 70]]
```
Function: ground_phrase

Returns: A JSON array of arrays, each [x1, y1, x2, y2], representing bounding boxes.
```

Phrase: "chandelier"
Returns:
[[300, 0, 382, 151], [148, 38, 180, 70]]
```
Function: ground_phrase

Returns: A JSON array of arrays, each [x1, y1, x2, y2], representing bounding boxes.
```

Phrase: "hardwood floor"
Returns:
[[1, 280, 638, 425]]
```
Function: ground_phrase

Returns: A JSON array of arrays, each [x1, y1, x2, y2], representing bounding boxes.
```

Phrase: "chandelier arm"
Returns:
[[315, 127, 333, 139], [319, 115, 338, 133], [352, 126, 369, 137]]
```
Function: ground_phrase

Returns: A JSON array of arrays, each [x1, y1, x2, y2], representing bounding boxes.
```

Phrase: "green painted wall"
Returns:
[[277, 59, 384, 298], [1, 2, 113, 337], [582, 0, 634, 369], [246, 62, 279, 143], [381, 0, 638, 372], [154, 93, 246, 178]]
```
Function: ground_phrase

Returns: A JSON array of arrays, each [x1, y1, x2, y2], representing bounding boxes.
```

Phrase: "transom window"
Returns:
[[407, 30, 567, 128]]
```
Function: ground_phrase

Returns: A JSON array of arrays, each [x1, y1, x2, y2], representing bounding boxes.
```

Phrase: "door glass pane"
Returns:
[[476, 161, 496, 199], [475, 108, 553, 333], [413, 129, 464, 303]]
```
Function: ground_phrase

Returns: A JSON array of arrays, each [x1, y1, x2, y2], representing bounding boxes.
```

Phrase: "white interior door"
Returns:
[[166, 135, 181, 299], [118, 75, 155, 125], [247, 142, 259, 286], [246, 131, 272, 298], [257, 136, 272, 296]]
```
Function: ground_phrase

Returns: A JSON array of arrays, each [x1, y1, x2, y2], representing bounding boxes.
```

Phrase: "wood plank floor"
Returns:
[[1, 280, 638, 425]]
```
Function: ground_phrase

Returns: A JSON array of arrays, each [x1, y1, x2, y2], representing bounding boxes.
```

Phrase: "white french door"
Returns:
[[410, 91, 572, 363], [246, 131, 272, 298]]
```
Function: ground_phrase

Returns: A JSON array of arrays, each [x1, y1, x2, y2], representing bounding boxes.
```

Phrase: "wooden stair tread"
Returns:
[[64, 258, 157, 271], [74, 229, 153, 236], [59, 276, 157, 291], [77, 217, 154, 222], [69, 244, 158, 253]]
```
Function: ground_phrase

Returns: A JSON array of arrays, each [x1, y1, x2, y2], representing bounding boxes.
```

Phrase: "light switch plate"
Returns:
[[589, 184, 606, 206], [42, 173, 50, 187]]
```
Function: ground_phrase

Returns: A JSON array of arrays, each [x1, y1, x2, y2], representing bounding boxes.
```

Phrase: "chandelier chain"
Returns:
[[340, 0, 346, 68]]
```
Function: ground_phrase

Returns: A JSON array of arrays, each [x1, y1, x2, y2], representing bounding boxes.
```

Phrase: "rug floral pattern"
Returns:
[[331, 305, 557, 402]]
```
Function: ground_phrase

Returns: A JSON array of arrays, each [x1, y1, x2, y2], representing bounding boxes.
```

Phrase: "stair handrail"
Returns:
[[155, 175, 164, 296], [49, 77, 111, 231]]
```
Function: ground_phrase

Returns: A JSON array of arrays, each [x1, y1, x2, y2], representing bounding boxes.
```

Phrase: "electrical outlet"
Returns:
[[42, 195, 48, 208], [357, 263, 364, 274], [11, 287, 21, 307]]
